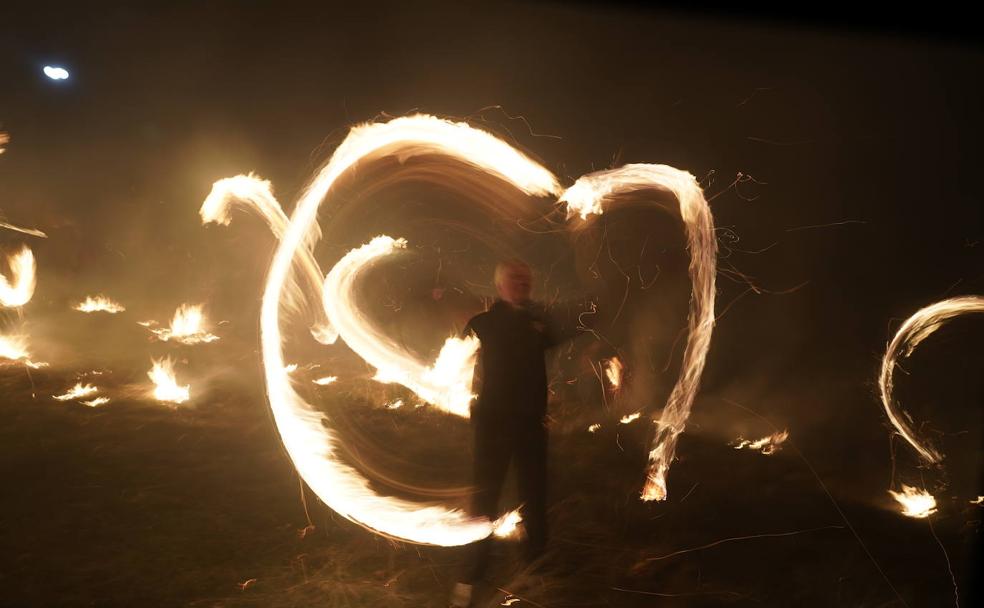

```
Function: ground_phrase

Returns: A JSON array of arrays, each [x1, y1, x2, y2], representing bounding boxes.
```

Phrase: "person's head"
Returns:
[[494, 259, 533, 305]]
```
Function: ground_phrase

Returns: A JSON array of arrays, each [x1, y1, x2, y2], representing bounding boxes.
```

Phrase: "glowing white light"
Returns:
[[43, 66, 69, 80]]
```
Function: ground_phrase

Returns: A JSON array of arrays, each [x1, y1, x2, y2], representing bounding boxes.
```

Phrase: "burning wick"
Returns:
[[620, 412, 641, 424], [148, 357, 190, 404], [74, 295, 125, 313], [731, 430, 789, 455], [889, 485, 938, 519]]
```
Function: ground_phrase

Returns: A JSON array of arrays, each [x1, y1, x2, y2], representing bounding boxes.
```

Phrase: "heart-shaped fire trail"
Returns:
[[201, 114, 718, 546]]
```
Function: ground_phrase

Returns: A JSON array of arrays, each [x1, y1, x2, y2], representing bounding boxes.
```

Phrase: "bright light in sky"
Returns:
[[43, 66, 70, 80]]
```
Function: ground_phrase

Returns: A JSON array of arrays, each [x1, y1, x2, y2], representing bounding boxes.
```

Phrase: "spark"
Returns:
[[587, 423, 601, 433], [81, 397, 110, 407], [971, 496, 984, 506], [620, 412, 641, 424], [146, 304, 219, 345], [731, 429, 789, 455], [561, 164, 718, 501], [74, 295, 125, 313], [148, 357, 190, 404], [879, 296, 984, 464], [312, 375, 338, 385], [257, 115, 551, 545], [0, 245, 36, 307], [53, 383, 99, 401], [889, 485, 937, 519], [43, 66, 69, 80]]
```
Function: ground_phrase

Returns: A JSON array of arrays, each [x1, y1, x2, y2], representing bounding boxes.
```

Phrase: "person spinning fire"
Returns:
[[450, 259, 587, 608]]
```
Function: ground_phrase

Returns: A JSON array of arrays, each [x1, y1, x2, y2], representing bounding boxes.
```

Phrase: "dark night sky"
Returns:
[[2, 3, 982, 414]]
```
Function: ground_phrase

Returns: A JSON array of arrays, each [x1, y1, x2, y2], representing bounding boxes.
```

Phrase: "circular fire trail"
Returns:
[[878, 295, 984, 465], [210, 114, 718, 544]]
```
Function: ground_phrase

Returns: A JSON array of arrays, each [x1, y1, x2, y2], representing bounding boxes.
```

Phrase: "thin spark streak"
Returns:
[[612, 586, 747, 599], [784, 220, 867, 233], [644, 525, 844, 562]]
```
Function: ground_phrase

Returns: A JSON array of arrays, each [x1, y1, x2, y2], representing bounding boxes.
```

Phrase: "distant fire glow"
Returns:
[[889, 485, 938, 519], [74, 295, 125, 314], [43, 66, 70, 80], [80, 397, 110, 407], [145, 304, 219, 344], [0, 334, 31, 362], [732, 430, 789, 455], [148, 358, 190, 404], [53, 383, 99, 402]]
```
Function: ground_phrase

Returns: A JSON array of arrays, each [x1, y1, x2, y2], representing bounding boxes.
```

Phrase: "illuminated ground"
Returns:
[[1, 347, 979, 607]]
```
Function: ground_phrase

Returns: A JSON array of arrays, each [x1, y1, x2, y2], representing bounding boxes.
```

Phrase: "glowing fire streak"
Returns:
[[74, 295, 125, 313], [732, 430, 789, 455], [889, 485, 938, 519], [148, 358, 190, 404], [878, 296, 984, 464], [0, 246, 36, 307], [587, 423, 601, 433], [561, 164, 717, 501], [620, 412, 641, 424], [0, 221, 47, 238], [322, 236, 479, 418], [201, 173, 336, 344], [604, 356, 623, 389], [53, 383, 99, 401], [313, 375, 338, 385], [147, 304, 219, 344], [970, 496, 984, 506], [81, 397, 110, 407], [258, 115, 554, 545]]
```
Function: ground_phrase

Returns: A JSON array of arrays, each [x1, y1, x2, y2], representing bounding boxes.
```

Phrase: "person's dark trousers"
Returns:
[[466, 412, 548, 583]]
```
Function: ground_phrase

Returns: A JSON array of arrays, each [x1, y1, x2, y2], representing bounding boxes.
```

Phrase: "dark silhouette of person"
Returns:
[[451, 259, 583, 607]]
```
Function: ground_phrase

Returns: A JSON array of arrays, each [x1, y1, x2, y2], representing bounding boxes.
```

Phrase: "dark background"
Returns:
[[1, 2, 981, 606]]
